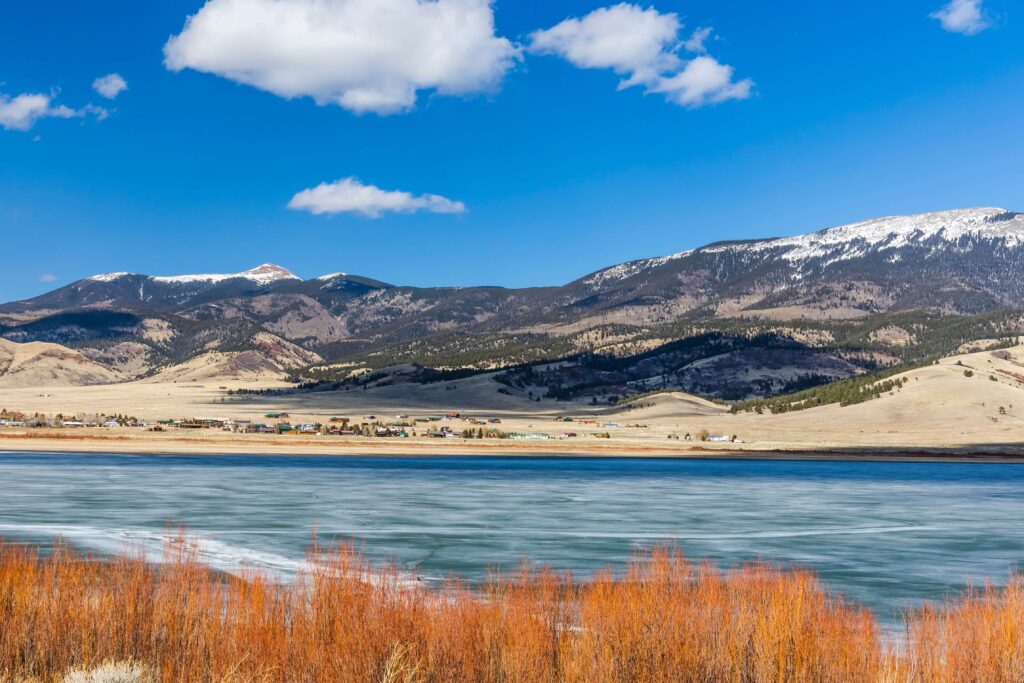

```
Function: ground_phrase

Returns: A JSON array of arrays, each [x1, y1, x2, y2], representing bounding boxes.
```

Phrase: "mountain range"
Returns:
[[2, 207, 1022, 397]]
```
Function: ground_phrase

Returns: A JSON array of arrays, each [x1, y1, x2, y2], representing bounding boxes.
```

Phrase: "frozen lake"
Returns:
[[1, 451, 1022, 623]]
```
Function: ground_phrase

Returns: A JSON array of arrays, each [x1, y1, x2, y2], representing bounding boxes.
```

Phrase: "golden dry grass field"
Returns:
[[0, 344, 1022, 458]]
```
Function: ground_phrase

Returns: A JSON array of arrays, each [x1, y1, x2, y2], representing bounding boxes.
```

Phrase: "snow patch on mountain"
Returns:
[[582, 251, 695, 288], [150, 264, 299, 286], [584, 208, 1023, 287], [88, 272, 131, 283], [707, 208, 1024, 263]]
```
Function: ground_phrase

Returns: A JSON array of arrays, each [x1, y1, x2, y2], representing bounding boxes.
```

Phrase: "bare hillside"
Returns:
[[0, 339, 124, 388]]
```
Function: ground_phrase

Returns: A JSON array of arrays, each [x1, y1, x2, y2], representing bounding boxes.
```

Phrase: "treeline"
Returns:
[[495, 332, 812, 404], [294, 332, 585, 384], [281, 306, 1022, 405], [652, 309, 1022, 365], [729, 364, 921, 414]]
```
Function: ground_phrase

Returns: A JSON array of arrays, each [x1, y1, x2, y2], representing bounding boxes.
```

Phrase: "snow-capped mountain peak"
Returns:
[[149, 263, 300, 285], [583, 208, 1023, 287], [726, 207, 1024, 263], [86, 264, 300, 286], [88, 272, 132, 283]]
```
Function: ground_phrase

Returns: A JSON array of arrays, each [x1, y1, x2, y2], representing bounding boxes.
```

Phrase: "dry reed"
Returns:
[[0, 538, 1018, 682]]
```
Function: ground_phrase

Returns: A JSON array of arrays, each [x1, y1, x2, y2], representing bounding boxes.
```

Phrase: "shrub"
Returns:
[[0, 538, 1020, 682]]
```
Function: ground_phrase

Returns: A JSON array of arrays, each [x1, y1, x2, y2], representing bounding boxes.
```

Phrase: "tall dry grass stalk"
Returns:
[[900, 577, 1024, 682], [0, 538, 1018, 682]]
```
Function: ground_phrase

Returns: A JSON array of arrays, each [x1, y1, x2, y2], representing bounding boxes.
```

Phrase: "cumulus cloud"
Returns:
[[649, 55, 753, 107], [528, 4, 751, 108], [529, 4, 682, 86], [288, 178, 467, 218], [164, 0, 518, 115], [0, 92, 106, 132], [93, 73, 128, 99], [931, 0, 990, 34]]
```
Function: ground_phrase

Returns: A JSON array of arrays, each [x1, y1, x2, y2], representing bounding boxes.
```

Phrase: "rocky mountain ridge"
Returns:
[[1, 207, 1022, 392]]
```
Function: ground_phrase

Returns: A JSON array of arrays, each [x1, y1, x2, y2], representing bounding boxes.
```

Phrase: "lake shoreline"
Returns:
[[2, 429, 1024, 463]]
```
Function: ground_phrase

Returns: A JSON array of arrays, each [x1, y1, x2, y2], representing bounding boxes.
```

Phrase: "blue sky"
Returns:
[[1, 0, 1022, 302]]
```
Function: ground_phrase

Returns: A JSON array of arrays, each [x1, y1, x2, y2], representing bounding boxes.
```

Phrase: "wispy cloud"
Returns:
[[0, 93, 78, 132], [931, 0, 990, 35], [288, 178, 467, 218], [0, 91, 107, 132], [164, 0, 518, 115], [528, 4, 751, 108], [39, 274, 58, 283], [682, 27, 713, 54], [93, 73, 128, 99]]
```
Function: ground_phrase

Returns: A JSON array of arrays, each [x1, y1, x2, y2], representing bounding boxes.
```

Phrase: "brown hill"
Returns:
[[0, 338, 124, 388], [145, 332, 322, 383], [620, 343, 1024, 450]]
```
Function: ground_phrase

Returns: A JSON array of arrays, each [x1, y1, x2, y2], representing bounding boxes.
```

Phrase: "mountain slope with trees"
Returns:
[[1, 208, 1022, 396]]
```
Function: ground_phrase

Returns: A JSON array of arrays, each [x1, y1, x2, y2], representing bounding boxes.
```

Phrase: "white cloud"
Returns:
[[650, 55, 753, 107], [93, 73, 128, 99], [529, 4, 682, 86], [0, 93, 76, 131], [164, 0, 518, 115], [39, 274, 58, 283], [288, 177, 467, 218], [931, 0, 990, 35], [682, 27, 712, 54], [528, 4, 752, 108], [0, 92, 106, 132]]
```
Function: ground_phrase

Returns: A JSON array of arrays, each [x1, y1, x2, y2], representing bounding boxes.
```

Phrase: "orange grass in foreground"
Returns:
[[0, 541, 1021, 682]]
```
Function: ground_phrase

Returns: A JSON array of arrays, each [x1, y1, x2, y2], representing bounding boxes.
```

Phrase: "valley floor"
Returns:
[[1, 344, 1022, 460]]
